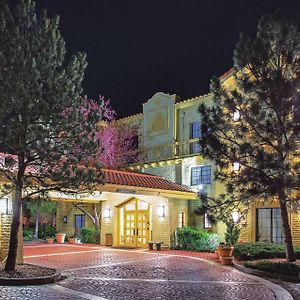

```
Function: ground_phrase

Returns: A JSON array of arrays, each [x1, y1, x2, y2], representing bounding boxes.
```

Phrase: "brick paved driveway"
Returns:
[[0, 244, 293, 300]]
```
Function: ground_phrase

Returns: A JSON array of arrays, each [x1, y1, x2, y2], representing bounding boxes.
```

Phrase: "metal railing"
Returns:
[[135, 139, 201, 163]]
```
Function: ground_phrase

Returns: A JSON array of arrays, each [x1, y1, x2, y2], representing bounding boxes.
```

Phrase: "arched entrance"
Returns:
[[119, 198, 150, 247]]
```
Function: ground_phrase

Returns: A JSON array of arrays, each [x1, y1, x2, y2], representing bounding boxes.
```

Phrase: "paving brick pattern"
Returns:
[[0, 286, 82, 300], [0, 244, 288, 299]]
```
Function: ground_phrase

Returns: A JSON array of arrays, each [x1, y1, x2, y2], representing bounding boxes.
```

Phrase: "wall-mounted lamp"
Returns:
[[63, 216, 68, 224], [103, 208, 111, 219], [157, 205, 165, 217], [231, 210, 241, 223]]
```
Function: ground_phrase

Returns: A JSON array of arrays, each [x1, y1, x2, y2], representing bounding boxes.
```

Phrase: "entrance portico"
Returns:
[[55, 169, 197, 248]]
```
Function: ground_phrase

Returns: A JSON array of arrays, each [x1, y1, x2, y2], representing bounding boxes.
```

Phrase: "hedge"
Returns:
[[234, 242, 300, 260], [244, 261, 299, 277]]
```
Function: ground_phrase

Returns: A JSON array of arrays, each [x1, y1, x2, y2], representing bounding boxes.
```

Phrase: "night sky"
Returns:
[[27, 1, 300, 117]]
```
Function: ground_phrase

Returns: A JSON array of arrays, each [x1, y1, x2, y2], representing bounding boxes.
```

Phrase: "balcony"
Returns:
[[135, 139, 201, 164]]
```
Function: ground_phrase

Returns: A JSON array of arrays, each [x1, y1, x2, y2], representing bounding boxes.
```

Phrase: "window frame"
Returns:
[[190, 165, 212, 186], [190, 121, 201, 139], [204, 213, 212, 229], [256, 208, 284, 244], [74, 214, 86, 231], [178, 212, 184, 228]]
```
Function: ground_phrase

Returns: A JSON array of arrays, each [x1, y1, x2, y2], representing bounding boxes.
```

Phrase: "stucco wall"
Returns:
[[56, 202, 98, 238]]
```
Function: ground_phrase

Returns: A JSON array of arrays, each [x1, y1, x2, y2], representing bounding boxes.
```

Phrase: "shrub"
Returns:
[[176, 226, 220, 252], [23, 229, 35, 241], [80, 227, 100, 244], [234, 242, 300, 260], [244, 261, 299, 277], [38, 224, 56, 240]]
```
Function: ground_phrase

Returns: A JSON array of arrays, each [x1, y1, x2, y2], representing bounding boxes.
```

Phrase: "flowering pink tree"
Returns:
[[96, 96, 138, 168]]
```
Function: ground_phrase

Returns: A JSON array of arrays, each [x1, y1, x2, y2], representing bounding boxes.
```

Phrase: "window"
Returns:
[[191, 165, 212, 186], [256, 208, 284, 244], [204, 213, 212, 229], [190, 121, 201, 139], [74, 214, 86, 235], [178, 212, 184, 228]]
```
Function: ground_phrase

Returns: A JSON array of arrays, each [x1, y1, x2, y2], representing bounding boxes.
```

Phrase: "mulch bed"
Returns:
[[0, 263, 56, 279]]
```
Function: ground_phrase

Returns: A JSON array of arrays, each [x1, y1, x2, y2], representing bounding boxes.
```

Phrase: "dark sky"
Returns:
[[29, 0, 300, 117]]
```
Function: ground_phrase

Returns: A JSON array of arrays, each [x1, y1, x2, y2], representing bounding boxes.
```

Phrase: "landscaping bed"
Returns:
[[234, 259, 300, 282], [0, 263, 61, 285], [232, 242, 300, 282]]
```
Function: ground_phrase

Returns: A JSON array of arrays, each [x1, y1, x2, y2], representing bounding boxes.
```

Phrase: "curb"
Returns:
[[0, 270, 61, 286], [233, 261, 300, 283]]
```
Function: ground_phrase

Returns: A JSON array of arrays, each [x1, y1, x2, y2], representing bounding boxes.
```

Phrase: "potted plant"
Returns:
[[55, 232, 66, 244], [46, 237, 54, 244], [217, 242, 234, 257]]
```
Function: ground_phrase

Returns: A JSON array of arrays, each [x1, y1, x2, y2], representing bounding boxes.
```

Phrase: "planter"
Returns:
[[220, 256, 234, 265], [46, 238, 54, 244], [68, 238, 76, 244], [55, 233, 66, 244], [218, 245, 234, 258]]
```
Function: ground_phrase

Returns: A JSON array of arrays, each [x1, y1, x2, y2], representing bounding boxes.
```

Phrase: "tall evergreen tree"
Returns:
[[199, 11, 300, 262], [0, 0, 104, 271]]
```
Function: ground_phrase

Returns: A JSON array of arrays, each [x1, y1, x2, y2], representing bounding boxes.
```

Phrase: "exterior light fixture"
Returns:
[[233, 110, 240, 121], [157, 205, 165, 217], [233, 162, 240, 172], [103, 208, 111, 219], [63, 216, 68, 224], [231, 210, 240, 223]]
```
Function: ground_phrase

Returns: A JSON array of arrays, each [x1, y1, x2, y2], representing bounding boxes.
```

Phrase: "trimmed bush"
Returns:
[[244, 261, 299, 277], [234, 242, 300, 260], [176, 226, 220, 252], [80, 227, 100, 244], [38, 224, 56, 240]]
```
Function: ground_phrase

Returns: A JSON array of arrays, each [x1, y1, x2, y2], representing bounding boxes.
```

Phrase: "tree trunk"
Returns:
[[34, 211, 39, 240], [92, 203, 101, 232], [279, 193, 296, 262], [5, 183, 22, 271]]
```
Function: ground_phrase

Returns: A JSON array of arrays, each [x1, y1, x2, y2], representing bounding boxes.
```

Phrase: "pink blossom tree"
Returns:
[[96, 97, 139, 168]]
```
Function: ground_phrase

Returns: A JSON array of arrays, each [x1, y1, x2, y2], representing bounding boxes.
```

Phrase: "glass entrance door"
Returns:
[[122, 199, 150, 247], [136, 212, 149, 246], [124, 212, 137, 247]]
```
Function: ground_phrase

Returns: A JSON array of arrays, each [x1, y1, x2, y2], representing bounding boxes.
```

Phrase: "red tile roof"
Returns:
[[0, 152, 193, 194], [103, 169, 193, 193]]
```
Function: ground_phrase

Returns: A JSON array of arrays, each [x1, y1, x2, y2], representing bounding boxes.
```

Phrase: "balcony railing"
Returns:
[[135, 139, 201, 164]]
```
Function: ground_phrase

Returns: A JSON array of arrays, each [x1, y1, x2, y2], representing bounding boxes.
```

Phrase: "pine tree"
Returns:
[[0, 0, 104, 271], [199, 11, 300, 262]]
